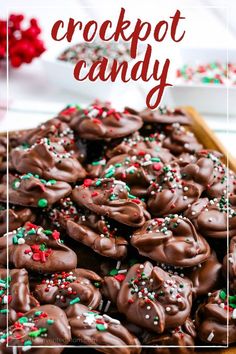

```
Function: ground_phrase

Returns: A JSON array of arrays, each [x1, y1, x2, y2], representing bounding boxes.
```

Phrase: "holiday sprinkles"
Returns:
[[0, 99, 236, 352]]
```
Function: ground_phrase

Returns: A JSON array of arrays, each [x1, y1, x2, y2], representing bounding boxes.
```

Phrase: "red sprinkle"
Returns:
[[83, 179, 93, 187]]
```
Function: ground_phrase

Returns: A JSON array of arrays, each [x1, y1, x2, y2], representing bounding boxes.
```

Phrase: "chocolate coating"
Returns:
[[72, 178, 149, 227], [117, 262, 192, 333], [140, 107, 191, 125], [34, 268, 102, 309], [0, 204, 35, 236], [142, 318, 196, 354], [163, 124, 202, 155], [106, 132, 173, 164], [0, 304, 71, 354], [195, 290, 236, 344], [0, 174, 72, 208], [185, 251, 222, 298], [147, 163, 202, 216], [131, 216, 210, 267], [11, 138, 86, 183], [181, 151, 236, 199], [223, 236, 236, 293], [66, 213, 128, 259], [102, 153, 165, 198], [65, 303, 141, 353], [0, 268, 39, 329], [69, 103, 143, 140], [0, 223, 77, 273], [0, 136, 7, 172], [185, 196, 236, 239]]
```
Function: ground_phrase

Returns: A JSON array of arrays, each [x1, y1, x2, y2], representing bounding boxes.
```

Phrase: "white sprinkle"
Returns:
[[103, 314, 120, 325], [104, 300, 111, 313], [166, 306, 171, 312], [232, 309, 236, 319], [17, 238, 25, 244], [145, 315, 150, 319], [116, 261, 121, 270], [207, 331, 214, 342], [98, 300, 103, 311]]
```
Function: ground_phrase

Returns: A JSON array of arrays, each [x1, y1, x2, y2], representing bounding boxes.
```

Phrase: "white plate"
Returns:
[[164, 47, 236, 116]]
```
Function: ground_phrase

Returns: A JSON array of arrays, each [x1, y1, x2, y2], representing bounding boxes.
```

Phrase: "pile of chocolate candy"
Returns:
[[0, 101, 235, 353]]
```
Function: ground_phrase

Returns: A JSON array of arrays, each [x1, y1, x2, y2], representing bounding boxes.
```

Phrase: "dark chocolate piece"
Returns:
[[185, 196, 236, 239], [117, 262, 192, 333], [106, 132, 173, 164], [131, 216, 210, 268], [0, 204, 36, 236], [0, 268, 39, 329], [147, 163, 202, 216], [66, 213, 128, 259], [163, 123, 202, 155], [142, 318, 196, 354], [181, 150, 236, 199], [0, 174, 72, 208], [102, 153, 165, 198], [0, 222, 77, 273], [195, 289, 236, 344], [11, 138, 86, 183], [140, 107, 191, 125], [185, 251, 222, 298], [34, 268, 102, 309], [0, 304, 71, 353], [69, 103, 143, 140], [72, 178, 149, 227], [65, 303, 141, 353], [223, 236, 236, 293]]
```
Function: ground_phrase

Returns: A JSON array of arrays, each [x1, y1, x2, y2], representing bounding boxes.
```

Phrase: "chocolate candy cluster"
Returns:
[[0, 101, 235, 353]]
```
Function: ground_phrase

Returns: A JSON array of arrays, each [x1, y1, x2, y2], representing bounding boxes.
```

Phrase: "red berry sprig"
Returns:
[[0, 13, 46, 68]]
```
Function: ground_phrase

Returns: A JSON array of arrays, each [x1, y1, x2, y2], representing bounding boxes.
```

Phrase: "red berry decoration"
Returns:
[[0, 13, 46, 68]]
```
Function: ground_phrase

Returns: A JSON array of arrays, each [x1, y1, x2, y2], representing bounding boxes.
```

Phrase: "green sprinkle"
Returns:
[[94, 282, 101, 288], [34, 311, 42, 316], [151, 158, 161, 162], [12, 179, 20, 189], [229, 295, 236, 308], [40, 244, 46, 251], [48, 179, 56, 185], [47, 319, 54, 325], [0, 309, 9, 313], [96, 324, 107, 331], [44, 230, 52, 235], [29, 328, 47, 338], [95, 179, 102, 186], [19, 317, 28, 324], [38, 198, 48, 208], [109, 194, 117, 201], [128, 193, 136, 199], [28, 229, 36, 235], [24, 340, 32, 347], [13, 236, 18, 244], [220, 290, 227, 301], [40, 179, 47, 185], [109, 269, 118, 276], [69, 297, 81, 305], [105, 171, 114, 178]]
